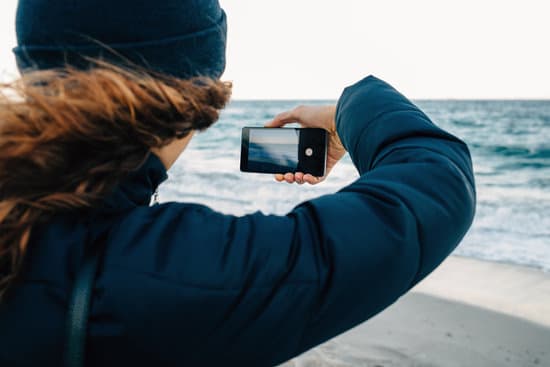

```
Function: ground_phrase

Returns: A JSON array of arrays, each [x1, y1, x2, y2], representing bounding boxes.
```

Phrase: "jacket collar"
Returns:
[[102, 153, 168, 212]]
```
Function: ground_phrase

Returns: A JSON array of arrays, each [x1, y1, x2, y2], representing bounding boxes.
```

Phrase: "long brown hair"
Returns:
[[0, 61, 232, 298]]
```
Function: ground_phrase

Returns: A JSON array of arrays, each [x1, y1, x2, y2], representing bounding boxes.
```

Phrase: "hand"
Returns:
[[265, 105, 346, 185]]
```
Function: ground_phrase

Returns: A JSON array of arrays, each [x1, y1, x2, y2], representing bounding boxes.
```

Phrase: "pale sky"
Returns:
[[1, 0, 549, 99]]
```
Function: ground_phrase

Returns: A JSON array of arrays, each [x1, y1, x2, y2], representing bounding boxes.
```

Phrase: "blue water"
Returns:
[[159, 100, 550, 272], [248, 143, 298, 167]]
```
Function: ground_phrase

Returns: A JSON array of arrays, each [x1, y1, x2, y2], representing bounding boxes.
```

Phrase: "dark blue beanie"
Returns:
[[13, 0, 227, 79]]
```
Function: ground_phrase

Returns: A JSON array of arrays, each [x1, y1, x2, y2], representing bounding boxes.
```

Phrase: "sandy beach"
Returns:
[[281, 256, 550, 367]]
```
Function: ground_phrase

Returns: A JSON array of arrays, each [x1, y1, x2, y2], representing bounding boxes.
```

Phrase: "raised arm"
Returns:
[[288, 75, 476, 355]]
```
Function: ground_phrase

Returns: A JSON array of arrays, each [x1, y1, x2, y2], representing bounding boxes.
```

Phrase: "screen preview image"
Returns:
[[248, 128, 299, 173]]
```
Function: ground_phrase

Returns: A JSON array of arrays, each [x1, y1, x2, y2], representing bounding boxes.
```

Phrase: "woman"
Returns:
[[0, 0, 476, 366]]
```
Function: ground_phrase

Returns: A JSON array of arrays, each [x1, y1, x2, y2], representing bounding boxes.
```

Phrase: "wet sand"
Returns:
[[281, 256, 550, 367]]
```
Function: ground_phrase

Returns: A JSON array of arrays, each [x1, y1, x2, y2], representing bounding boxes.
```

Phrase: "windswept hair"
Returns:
[[0, 61, 232, 298]]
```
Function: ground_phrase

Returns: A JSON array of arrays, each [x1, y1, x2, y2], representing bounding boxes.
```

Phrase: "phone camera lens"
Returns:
[[305, 148, 313, 157]]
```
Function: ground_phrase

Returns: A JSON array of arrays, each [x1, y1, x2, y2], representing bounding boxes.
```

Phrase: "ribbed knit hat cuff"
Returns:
[[13, 10, 227, 79]]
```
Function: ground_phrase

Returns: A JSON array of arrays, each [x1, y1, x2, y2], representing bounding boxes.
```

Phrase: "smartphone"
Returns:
[[240, 127, 328, 176]]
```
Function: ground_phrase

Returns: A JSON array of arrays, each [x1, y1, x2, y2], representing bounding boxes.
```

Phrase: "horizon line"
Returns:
[[230, 97, 550, 102]]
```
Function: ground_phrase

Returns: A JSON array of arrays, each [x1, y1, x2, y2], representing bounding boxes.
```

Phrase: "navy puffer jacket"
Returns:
[[0, 76, 475, 366]]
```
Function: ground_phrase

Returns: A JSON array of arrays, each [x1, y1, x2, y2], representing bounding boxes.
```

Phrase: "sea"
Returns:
[[158, 100, 550, 273]]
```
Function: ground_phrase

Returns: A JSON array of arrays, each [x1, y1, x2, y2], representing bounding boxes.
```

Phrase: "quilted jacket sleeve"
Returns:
[[288, 76, 476, 356]]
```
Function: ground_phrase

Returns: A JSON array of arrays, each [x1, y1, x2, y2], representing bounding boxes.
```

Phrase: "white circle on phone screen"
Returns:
[[305, 148, 313, 156]]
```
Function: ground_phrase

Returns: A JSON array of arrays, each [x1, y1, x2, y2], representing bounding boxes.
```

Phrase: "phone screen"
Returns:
[[241, 127, 327, 176], [248, 128, 299, 172]]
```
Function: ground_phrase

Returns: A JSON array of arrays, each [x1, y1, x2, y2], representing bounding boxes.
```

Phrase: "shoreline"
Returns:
[[412, 255, 550, 327], [282, 255, 550, 366]]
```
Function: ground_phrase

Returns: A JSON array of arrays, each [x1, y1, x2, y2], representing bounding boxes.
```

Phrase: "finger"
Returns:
[[284, 173, 295, 184], [295, 172, 304, 184], [264, 111, 297, 128], [303, 174, 322, 185], [274, 174, 284, 182]]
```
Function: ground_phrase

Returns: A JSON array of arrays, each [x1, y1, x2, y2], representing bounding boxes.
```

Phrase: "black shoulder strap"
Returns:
[[64, 231, 107, 367]]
